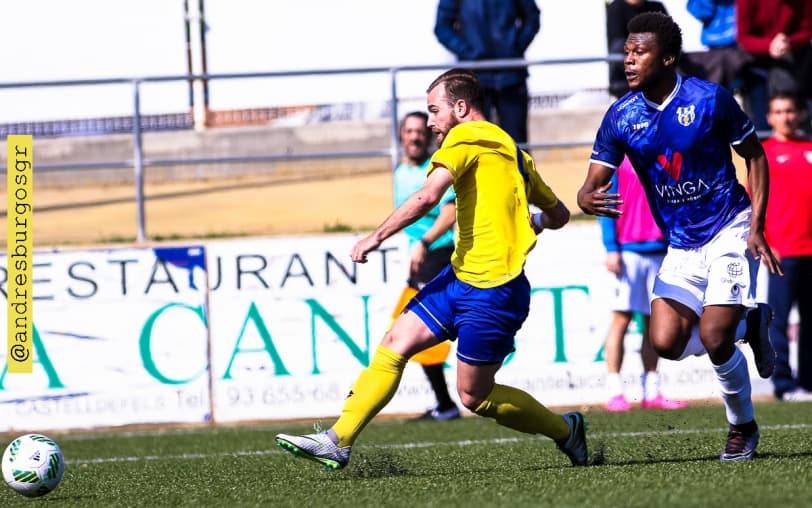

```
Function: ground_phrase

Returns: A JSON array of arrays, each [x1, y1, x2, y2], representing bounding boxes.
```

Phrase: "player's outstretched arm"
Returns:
[[577, 162, 623, 217], [351, 167, 454, 263], [734, 133, 784, 276]]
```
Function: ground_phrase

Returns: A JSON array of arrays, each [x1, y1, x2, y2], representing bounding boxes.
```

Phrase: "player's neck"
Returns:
[[642, 73, 678, 105], [405, 155, 429, 166], [773, 131, 805, 142], [466, 110, 488, 122]]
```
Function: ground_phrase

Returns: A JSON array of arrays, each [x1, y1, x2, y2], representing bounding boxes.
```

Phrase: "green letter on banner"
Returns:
[[0, 323, 64, 389], [305, 296, 371, 374], [222, 302, 290, 379], [531, 285, 590, 363], [140, 303, 208, 384]]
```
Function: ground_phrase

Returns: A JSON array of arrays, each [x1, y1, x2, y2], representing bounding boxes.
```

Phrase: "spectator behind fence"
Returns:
[[606, 0, 668, 99], [684, 0, 752, 91], [759, 94, 812, 402], [598, 156, 687, 412], [434, 0, 541, 144], [736, 0, 812, 131]]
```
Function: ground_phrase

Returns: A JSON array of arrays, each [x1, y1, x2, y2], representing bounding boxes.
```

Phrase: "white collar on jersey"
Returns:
[[642, 74, 682, 111]]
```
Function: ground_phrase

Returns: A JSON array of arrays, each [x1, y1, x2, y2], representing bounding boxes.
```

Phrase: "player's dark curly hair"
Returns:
[[627, 12, 682, 63], [427, 68, 485, 111]]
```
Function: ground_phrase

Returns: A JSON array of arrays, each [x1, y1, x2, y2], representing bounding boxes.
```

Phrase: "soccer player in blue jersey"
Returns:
[[577, 12, 783, 462]]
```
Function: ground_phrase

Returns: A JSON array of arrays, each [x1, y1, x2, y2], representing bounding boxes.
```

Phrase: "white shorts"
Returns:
[[608, 250, 665, 315], [653, 208, 758, 317]]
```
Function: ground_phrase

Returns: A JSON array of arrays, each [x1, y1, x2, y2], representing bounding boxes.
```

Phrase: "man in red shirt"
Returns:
[[736, 0, 812, 131], [761, 93, 812, 401]]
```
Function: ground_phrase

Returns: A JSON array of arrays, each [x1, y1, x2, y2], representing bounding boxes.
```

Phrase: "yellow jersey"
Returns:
[[429, 121, 558, 288]]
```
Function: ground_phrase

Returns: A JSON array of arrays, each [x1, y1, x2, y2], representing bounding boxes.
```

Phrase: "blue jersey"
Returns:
[[590, 75, 754, 248], [394, 158, 456, 250]]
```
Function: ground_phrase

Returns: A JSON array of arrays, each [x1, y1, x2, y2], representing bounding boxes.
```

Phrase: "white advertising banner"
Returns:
[[0, 246, 211, 431], [206, 233, 442, 422], [1, 225, 773, 431], [207, 225, 772, 424]]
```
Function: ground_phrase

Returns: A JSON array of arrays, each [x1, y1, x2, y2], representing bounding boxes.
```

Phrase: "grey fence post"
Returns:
[[132, 80, 146, 243], [388, 68, 400, 177]]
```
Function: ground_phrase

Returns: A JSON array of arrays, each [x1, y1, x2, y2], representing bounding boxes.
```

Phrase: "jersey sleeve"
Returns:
[[713, 86, 755, 144], [590, 107, 626, 169], [429, 130, 476, 180], [524, 154, 559, 209]]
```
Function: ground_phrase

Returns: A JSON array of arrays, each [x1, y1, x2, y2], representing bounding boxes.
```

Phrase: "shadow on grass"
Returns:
[[336, 451, 410, 479], [578, 444, 812, 468], [329, 447, 812, 480]]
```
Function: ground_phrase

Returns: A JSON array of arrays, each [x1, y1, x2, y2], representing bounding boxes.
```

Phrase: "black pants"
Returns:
[[481, 82, 529, 144]]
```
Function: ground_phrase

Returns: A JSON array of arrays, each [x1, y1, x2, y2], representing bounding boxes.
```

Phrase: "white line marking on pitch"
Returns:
[[67, 423, 812, 464]]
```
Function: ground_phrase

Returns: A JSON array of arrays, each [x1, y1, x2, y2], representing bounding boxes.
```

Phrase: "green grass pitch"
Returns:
[[2, 401, 810, 507]]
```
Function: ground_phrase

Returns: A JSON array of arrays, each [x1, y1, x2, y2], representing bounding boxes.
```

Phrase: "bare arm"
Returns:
[[734, 133, 783, 275], [531, 200, 570, 234], [576, 162, 623, 217], [351, 167, 454, 263]]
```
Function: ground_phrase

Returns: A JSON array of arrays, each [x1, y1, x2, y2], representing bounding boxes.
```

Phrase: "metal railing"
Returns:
[[0, 56, 616, 242]]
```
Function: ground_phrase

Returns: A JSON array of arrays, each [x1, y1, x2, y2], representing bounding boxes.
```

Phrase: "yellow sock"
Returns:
[[332, 345, 408, 447], [473, 384, 570, 440]]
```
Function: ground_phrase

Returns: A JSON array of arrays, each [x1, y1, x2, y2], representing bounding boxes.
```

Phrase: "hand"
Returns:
[[747, 231, 783, 276], [409, 242, 427, 277], [769, 33, 790, 59], [580, 182, 623, 217], [351, 234, 382, 263], [530, 212, 544, 235], [605, 252, 622, 276]]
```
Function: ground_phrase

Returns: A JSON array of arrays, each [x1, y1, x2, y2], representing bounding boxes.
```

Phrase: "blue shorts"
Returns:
[[405, 264, 531, 365]]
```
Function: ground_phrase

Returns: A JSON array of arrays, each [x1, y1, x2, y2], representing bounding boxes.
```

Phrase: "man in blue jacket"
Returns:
[[685, 0, 751, 91], [434, 0, 540, 144]]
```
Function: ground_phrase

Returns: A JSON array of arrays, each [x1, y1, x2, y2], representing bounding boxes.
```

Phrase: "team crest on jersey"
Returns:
[[677, 105, 695, 126], [805, 151, 812, 164], [727, 262, 743, 278]]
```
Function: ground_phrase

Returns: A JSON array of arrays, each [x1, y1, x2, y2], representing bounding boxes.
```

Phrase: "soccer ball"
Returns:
[[1, 434, 65, 498]]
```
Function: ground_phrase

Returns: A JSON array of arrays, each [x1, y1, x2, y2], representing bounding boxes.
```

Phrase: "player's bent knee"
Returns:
[[457, 390, 486, 412], [650, 335, 685, 360], [657, 346, 683, 361], [380, 331, 396, 348]]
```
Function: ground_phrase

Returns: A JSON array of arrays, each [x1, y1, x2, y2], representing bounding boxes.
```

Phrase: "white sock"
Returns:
[[677, 325, 707, 360], [642, 371, 660, 401], [607, 373, 623, 397], [712, 347, 754, 425]]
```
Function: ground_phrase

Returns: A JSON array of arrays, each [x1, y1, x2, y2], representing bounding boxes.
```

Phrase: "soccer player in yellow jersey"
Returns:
[[276, 68, 588, 470]]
